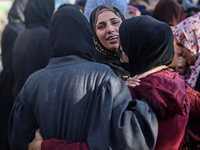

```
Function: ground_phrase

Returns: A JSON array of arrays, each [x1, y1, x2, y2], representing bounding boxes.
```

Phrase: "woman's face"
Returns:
[[96, 11, 122, 52], [175, 38, 197, 66]]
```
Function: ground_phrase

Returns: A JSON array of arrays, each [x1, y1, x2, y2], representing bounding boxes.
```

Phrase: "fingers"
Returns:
[[125, 77, 141, 88], [28, 129, 43, 150], [176, 56, 186, 68], [35, 129, 43, 140]]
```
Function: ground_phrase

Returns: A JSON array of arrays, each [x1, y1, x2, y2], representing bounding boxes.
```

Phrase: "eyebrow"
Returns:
[[96, 17, 120, 26], [176, 42, 184, 46]]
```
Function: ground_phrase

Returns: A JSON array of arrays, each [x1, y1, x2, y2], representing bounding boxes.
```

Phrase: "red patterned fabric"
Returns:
[[173, 12, 200, 89]]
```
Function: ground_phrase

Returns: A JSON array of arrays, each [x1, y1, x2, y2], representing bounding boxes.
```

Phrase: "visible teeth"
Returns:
[[108, 36, 118, 40]]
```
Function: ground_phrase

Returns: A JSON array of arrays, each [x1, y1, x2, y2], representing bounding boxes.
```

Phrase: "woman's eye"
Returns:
[[112, 21, 119, 25], [177, 43, 184, 47], [97, 24, 105, 29]]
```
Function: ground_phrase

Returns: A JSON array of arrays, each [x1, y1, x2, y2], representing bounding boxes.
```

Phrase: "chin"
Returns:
[[108, 46, 118, 52]]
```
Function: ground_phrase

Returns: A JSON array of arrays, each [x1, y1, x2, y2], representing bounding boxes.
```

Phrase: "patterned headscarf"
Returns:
[[172, 12, 200, 89], [125, 4, 141, 19]]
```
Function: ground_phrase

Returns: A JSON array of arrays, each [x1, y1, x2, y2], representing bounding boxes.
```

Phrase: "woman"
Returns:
[[12, 0, 54, 100], [173, 12, 200, 91], [172, 12, 200, 149], [90, 4, 130, 78], [0, 0, 28, 149], [119, 15, 190, 150]]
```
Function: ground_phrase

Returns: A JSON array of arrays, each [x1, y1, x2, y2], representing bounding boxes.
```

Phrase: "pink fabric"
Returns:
[[172, 12, 200, 89], [129, 69, 190, 150], [42, 139, 89, 150], [125, 4, 141, 19]]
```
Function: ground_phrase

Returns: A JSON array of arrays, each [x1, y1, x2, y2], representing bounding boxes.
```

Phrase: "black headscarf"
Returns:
[[8, 0, 29, 23], [119, 15, 174, 76], [49, 7, 95, 61], [24, 0, 54, 29], [89, 4, 129, 77]]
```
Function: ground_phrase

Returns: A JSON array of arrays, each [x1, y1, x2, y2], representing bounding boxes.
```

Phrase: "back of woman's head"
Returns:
[[24, 0, 54, 28], [153, 0, 182, 26], [119, 15, 174, 76], [49, 7, 95, 61]]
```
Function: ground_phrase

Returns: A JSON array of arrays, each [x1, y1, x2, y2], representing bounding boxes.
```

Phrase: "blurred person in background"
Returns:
[[152, 0, 185, 70], [0, 0, 29, 149], [11, 0, 54, 100], [75, 0, 86, 12], [126, 4, 141, 19], [129, 0, 158, 16]]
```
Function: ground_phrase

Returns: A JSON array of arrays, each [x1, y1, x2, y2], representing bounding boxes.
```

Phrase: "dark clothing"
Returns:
[[89, 4, 130, 78], [9, 56, 157, 150], [12, 0, 54, 100], [183, 85, 200, 149], [94, 38, 130, 78], [8, 7, 158, 150], [1, 22, 24, 71], [7, 0, 28, 24], [129, 69, 190, 149], [12, 25, 53, 99], [0, 0, 28, 149], [128, 3, 153, 16]]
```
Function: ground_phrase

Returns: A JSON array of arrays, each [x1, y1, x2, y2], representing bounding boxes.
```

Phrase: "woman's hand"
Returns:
[[175, 56, 188, 75], [28, 129, 43, 150], [125, 77, 141, 88]]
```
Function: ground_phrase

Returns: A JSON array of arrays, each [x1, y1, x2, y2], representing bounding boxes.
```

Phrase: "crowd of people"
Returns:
[[0, 0, 200, 150]]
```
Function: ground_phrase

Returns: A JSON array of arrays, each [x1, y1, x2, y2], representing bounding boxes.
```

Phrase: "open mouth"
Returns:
[[107, 36, 118, 40]]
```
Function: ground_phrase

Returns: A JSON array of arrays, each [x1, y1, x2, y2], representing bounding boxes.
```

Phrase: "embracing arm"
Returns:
[[28, 130, 89, 150]]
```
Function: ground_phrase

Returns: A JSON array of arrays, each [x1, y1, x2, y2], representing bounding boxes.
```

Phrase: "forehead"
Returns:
[[96, 11, 121, 24]]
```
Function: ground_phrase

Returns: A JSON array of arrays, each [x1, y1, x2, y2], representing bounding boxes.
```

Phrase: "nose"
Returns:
[[177, 47, 183, 56], [107, 23, 115, 33]]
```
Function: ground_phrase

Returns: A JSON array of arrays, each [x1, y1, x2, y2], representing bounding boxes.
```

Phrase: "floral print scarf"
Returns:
[[173, 12, 200, 89]]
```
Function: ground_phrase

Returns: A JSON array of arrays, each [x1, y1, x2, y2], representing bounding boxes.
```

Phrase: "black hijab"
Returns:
[[8, 0, 29, 23], [89, 4, 129, 77], [49, 7, 95, 61], [119, 15, 174, 76], [24, 0, 54, 29]]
